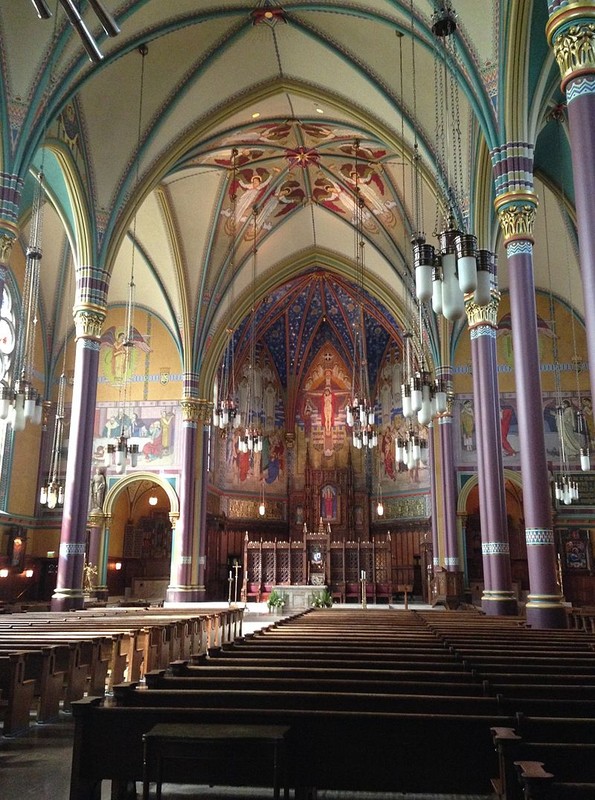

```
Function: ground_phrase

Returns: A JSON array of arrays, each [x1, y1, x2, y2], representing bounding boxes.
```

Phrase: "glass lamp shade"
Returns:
[[395, 439, 404, 463], [432, 270, 443, 316], [410, 376, 422, 413], [418, 400, 432, 426], [475, 250, 496, 307], [401, 384, 412, 419], [258, 502, 266, 516], [441, 253, 466, 321], [24, 395, 36, 420], [435, 389, 448, 414], [376, 500, 384, 516], [581, 449, 591, 472], [33, 400, 43, 425], [416, 264, 433, 302], [57, 485, 64, 505], [474, 268, 492, 306], [454, 233, 478, 294], [39, 484, 48, 505], [412, 438, 422, 462], [0, 388, 10, 419], [47, 486, 58, 509], [414, 241, 435, 303]]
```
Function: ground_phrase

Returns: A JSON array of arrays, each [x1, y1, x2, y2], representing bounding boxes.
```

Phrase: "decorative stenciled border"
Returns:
[[482, 541, 510, 555], [59, 542, 86, 557], [525, 528, 554, 546]]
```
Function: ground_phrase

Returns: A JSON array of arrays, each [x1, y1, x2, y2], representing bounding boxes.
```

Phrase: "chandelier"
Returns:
[[413, 2, 494, 317], [214, 149, 241, 436], [40, 357, 66, 509], [541, 120, 589, 504], [0, 168, 45, 431], [345, 140, 377, 450], [104, 45, 148, 475], [396, 425, 428, 472], [237, 206, 263, 456]]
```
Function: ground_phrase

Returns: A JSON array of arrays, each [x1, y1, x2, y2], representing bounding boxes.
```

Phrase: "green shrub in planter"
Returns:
[[267, 589, 285, 611], [311, 588, 333, 608]]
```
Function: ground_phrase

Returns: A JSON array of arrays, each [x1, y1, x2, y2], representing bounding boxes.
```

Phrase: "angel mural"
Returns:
[[100, 326, 151, 386], [338, 159, 396, 227]]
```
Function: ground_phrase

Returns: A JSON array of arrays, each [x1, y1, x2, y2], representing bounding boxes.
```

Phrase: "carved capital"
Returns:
[[547, 6, 595, 89], [494, 193, 538, 244], [0, 233, 14, 264], [180, 398, 212, 423], [465, 291, 500, 328], [73, 305, 106, 340], [196, 398, 214, 422]]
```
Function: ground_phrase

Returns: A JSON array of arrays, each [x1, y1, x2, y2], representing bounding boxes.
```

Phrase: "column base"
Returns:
[[51, 589, 85, 611], [165, 585, 205, 603], [525, 594, 569, 629], [481, 591, 518, 616]]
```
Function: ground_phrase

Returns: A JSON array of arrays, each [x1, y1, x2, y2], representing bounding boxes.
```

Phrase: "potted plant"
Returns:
[[267, 589, 286, 614], [311, 588, 333, 608]]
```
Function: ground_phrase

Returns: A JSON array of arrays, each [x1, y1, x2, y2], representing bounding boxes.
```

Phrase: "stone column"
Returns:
[[428, 420, 440, 573], [466, 292, 517, 615], [438, 405, 459, 572], [547, 4, 595, 405], [494, 162, 566, 628], [166, 396, 212, 602], [86, 512, 107, 600], [52, 267, 108, 611]]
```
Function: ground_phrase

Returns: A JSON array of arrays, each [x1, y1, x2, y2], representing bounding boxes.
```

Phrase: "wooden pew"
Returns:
[[491, 726, 595, 800], [144, 668, 486, 696], [0, 636, 110, 710], [0, 652, 37, 736], [514, 760, 595, 799], [70, 697, 514, 799]]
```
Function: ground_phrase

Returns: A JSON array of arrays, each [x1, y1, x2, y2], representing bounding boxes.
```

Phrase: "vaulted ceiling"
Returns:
[[0, 1, 578, 397]]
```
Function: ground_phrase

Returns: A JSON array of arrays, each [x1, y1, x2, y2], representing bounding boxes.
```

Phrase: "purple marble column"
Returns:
[[547, 5, 595, 409], [166, 397, 212, 603], [438, 411, 459, 572], [428, 420, 440, 573], [52, 268, 108, 611], [466, 294, 517, 615], [494, 178, 566, 627]]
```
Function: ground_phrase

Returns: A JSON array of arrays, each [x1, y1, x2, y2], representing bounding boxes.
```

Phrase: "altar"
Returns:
[[273, 585, 328, 611]]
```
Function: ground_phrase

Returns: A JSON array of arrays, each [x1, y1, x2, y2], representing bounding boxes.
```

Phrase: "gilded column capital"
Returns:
[[196, 398, 214, 422], [547, 6, 595, 90], [180, 398, 213, 423], [494, 191, 538, 244], [88, 511, 106, 526], [73, 305, 106, 341], [0, 232, 15, 264], [465, 291, 501, 329]]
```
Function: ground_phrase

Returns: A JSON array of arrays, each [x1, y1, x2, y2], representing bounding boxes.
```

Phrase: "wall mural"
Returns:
[[455, 394, 594, 464], [92, 403, 179, 470]]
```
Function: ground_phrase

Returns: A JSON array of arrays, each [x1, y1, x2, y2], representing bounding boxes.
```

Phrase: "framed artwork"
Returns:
[[7, 526, 27, 571], [561, 529, 592, 572]]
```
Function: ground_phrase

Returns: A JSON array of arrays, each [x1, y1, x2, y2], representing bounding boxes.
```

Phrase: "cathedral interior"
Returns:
[[0, 1, 593, 626]]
